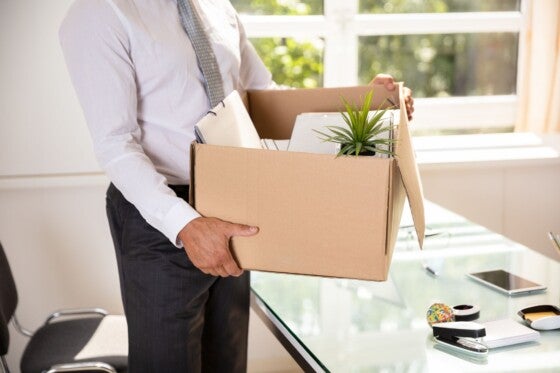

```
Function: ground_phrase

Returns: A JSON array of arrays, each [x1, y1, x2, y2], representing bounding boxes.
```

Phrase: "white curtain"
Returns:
[[516, 0, 560, 133]]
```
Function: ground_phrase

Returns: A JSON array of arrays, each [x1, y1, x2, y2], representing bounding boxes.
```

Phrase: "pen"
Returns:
[[423, 263, 439, 277], [548, 232, 560, 253]]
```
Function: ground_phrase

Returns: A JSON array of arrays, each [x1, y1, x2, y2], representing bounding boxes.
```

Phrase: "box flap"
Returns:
[[247, 85, 398, 139], [189, 142, 196, 206], [395, 83, 425, 247], [385, 161, 406, 259]]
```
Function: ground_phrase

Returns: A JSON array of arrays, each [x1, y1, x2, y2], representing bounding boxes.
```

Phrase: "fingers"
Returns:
[[200, 262, 242, 278], [196, 254, 243, 277], [215, 265, 230, 277], [215, 222, 256, 277], [222, 260, 243, 277], [403, 87, 414, 120], [228, 223, 259, 237], [178, 217, 256, 278], [370, 73, 395, 91], [371, 75, 415, 120], [216, 222, 255, 277], [205, 253, 243, 278]]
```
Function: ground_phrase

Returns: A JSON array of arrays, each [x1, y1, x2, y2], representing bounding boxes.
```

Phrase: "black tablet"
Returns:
[[467, 269, 547, 295]]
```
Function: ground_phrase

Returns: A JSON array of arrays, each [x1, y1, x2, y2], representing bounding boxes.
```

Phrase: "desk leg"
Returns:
[[250, 291, 328, 373]]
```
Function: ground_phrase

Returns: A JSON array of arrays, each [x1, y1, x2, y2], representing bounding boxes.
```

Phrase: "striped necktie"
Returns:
[[177, 0, 225, 108]]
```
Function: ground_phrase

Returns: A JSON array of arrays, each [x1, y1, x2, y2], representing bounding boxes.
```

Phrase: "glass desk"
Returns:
[[250, 202, 560, 372]]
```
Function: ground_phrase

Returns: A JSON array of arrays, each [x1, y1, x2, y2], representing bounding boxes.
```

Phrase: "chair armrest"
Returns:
[[12, 315, 34, 337], [45, 308, 109, 325], [46, 362, 117, 373]]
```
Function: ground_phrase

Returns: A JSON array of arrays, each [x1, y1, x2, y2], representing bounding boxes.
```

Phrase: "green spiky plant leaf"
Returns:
[[314, 90, 397, 157]]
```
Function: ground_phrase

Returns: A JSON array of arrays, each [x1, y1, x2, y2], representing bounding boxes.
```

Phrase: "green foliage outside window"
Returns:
[[250, 37, 324, 88], [359, 0, 520, 13], [231, 0, 324, 88], [359, 33, 519, 98], [358, 0, 520, 98], [231, 0, 519, 98], [231, 0, 323, 15]]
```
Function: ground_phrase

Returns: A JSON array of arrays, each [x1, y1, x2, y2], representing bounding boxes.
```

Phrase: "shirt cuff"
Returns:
[[162, 199, 201, 248]]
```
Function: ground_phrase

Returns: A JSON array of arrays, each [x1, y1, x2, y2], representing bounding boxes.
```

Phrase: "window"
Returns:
[[231, 0, 524, 135], [249, 37, 324, 88]]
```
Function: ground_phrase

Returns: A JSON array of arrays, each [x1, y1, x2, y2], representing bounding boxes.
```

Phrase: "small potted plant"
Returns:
[[314, 90, 396, 157]]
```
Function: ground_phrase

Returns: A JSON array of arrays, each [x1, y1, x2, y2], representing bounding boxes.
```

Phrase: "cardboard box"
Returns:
[[190, 84, 424, 281]]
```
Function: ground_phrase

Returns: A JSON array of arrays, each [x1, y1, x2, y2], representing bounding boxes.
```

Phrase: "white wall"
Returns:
[[0, 0, 99, 177], [0, 181, 121, 371], [416, 134, 560, 262], [422, 163, 560, 260]]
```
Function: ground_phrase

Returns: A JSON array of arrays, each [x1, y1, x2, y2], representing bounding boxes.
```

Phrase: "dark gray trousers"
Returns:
[[106, 184, 249, 373]]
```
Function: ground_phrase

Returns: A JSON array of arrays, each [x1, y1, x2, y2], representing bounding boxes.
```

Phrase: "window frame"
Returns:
[[238, 0, 527, 132]]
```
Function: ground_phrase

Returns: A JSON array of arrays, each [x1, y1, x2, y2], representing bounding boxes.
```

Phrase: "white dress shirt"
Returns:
[[59, 0, 273, 246]]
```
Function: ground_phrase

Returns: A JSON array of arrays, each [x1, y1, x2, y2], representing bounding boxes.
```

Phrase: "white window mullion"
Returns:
[[324, 0, 358, 87], [516, 0, 530, 114], [354, 12, 522, 36], [239, 15, 327, 38]]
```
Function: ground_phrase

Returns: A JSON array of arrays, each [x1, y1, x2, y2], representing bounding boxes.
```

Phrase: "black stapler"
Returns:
[[432, 321, 488, 356]]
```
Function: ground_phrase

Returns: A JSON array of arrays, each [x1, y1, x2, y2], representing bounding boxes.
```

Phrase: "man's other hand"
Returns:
[[178, 217, 259, 277], [370, 73, 414, 121]]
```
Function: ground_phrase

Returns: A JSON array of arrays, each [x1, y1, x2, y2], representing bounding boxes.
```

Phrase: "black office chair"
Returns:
[[0, 242, 128, 373]]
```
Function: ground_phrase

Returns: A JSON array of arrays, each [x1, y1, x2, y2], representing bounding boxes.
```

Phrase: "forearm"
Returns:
[[103, 151, 200, 246]]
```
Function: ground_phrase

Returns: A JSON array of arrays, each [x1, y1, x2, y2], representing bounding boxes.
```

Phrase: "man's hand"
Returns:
[[370, 73, 414, 121], [178, 217, 259, 277]]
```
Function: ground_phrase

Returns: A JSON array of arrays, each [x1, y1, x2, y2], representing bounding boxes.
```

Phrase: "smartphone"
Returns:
[[467, 269, 547, 295]]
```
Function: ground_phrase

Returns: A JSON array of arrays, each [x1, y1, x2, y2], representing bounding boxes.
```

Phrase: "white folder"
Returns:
[[194, 90, 262, 149]]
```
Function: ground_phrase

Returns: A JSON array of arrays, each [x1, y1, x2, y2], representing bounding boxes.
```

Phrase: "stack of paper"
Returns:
[[482, 319, 540, 348], [261, 139, 289, 151]]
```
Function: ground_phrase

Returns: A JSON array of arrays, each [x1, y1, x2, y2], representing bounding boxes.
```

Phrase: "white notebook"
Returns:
[[194, 90, 262, 149], [482, 319, 540, 348]]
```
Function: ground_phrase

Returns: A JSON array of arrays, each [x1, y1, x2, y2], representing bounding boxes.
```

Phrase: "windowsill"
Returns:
[[414, 132, 560, 170], [2, 133, 559, 189]]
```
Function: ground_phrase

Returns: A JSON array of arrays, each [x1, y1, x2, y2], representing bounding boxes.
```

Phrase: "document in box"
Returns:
[[287, 110, 399, 157], [261, 138, 290, 151], [194, 90, 262, 149], [482, 319, 540, 348]]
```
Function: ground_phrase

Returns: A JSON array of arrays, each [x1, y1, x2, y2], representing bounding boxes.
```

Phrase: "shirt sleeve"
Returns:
[[236, 14, 275, 90], [59, 0, 200, 248]]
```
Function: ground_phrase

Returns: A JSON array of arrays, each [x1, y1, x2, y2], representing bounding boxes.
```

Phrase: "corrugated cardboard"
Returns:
[[190, 83, 424, 281]]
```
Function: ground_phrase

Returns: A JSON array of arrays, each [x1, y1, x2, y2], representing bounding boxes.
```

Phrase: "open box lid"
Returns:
[[246, 83, 425, 248], [393, 82, 425, 247]]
